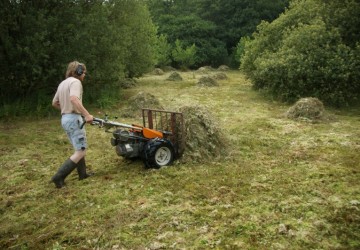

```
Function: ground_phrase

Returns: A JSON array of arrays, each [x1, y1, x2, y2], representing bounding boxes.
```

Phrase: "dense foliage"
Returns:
[[240, 0, 360, 106], [2, 0, 358, 116], [0, 0, 157, 116], [147, 0, 289, 68]]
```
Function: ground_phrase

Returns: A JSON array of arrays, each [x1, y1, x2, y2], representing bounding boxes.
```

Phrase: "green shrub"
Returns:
[[172, 39, 197, 69], [240, 0, 360, 106], [235, 36, 251, 67], [154, 34, 172, 68]]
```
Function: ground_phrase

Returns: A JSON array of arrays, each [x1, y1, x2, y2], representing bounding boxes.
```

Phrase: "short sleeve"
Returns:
[[52, 88, 59, 103], [69, 80, 82, 99]]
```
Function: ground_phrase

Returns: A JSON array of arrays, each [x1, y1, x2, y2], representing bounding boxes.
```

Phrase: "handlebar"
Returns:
[[91, 118, 138, 130], [81, 117, 172, 135], [80, 117, 103, 129], [78, 117, 134, 129]]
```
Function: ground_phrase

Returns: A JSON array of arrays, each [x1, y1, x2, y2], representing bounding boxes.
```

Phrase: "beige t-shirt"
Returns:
[[53, 77, 83, 114]]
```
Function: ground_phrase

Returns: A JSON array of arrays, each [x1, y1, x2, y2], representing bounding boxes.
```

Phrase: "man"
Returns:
[[51, 61, 94, 188]]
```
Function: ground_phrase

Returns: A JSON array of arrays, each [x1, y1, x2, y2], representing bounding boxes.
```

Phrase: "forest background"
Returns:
[[0, 0, 359, 118]]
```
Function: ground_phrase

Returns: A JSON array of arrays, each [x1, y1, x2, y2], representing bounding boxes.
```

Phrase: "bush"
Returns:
[[154, 34, 172, 67], [240, 0, 360, 107], [172, 40, 197, 69]]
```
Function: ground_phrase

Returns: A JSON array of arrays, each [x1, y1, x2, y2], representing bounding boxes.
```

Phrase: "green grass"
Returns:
[[1, 70, 359, 249]]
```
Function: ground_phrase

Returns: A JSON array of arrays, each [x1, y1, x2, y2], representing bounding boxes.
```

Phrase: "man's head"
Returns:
[[65, 61, 87, 80]]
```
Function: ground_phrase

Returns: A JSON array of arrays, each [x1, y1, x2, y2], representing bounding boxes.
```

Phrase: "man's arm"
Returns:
[[52, 100, 61, 110], [52, 91, 61, 110]]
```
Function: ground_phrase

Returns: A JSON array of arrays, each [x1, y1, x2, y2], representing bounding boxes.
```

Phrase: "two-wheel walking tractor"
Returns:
[[92, 109, 184, 168]]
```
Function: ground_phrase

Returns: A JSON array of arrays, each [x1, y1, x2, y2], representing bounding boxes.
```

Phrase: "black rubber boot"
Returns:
[[77, 157, 93, 180], [51, 159, 77, 188]]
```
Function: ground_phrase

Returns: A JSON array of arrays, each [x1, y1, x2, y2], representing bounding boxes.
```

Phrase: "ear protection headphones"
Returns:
[[75, 64, 84, 76]]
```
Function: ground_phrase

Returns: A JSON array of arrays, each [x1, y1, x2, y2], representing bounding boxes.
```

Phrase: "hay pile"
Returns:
[[197, 76, 219, 87], [178, 105, 228, 163], [119, 78, 137, 89], [162, 66, 176, 72], [197, 66, 215, 73], [286, 97, 326, 122], [152, 68, 164, 75], [218, 65, 229, 71], [166, 71, 183, 81], [212, 72, 228, 80], [121, 92, 163, 118]]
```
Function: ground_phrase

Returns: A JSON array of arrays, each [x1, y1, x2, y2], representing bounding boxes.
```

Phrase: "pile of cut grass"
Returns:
[[178, 105, 228, 163]]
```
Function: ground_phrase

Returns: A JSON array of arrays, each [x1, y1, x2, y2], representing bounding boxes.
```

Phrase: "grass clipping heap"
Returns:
[[286, 97, 326, 122], [197, 76, 219, 87], [166, 71, 183, 81], [212, 72, 228, 80], [121, 92, 163, 118], [177, 105, 228, 164]]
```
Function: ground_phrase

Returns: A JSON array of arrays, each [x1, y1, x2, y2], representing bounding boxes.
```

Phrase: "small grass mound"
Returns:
[[212, 72, 228, 80], [166, 71, 183, 81], [121, 92, 163, 118], [177, 105, 228, 163], [286, 97, 326, 122], [197, 76, 219, 87], [218, 65, 229, 71], [152, 68, 164, 75], [197, 66, 215, 73], [119, 78, 137, 89], [162, 66, 176, 72]]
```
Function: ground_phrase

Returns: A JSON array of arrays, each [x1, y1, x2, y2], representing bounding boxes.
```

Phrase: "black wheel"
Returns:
[[144, 139, 175, 168]]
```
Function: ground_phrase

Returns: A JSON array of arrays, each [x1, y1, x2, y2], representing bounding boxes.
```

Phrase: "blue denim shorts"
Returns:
[[61, 114, 87, 151]]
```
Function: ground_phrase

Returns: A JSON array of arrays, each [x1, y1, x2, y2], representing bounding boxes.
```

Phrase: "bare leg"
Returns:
[[70, 149, 86, 164]]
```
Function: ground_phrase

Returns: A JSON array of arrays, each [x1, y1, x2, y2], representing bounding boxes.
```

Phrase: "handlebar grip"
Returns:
[[93, 118, 104, 123], [80, 121, 86, 129], [81, 117, 106, 129]]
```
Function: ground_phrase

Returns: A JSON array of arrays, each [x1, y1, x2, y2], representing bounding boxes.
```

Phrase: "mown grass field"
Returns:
[[1, 70, 359, 249]]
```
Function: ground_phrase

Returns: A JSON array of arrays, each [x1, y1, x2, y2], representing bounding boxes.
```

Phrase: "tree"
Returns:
[[235, 36, 251, 66], [110, 0, 157, 78], [148, 11, 228, 67], [147, 0, 289, 67], [194, 0, 290, 51], [0, 0, 158, 116], [154, 34, 172, 67], [171, 39, 197, 69]]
